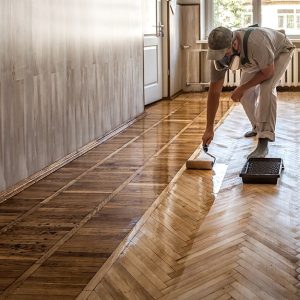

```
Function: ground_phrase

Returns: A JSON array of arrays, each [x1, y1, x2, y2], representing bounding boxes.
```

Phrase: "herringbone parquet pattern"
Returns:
[[81, 94, 300, 300]]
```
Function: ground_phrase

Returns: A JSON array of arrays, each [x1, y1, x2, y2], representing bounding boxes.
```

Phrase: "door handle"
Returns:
[[158, 23, 164, 29], [157, 22, 165, 37], [152, 23, 165, 37], [152, 24, 164, 29]]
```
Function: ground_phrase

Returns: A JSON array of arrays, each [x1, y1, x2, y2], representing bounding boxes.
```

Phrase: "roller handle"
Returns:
[[203, 144, 216, 164]]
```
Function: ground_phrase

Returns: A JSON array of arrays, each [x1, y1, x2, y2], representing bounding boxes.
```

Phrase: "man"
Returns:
[[202, 26, 295, 158]]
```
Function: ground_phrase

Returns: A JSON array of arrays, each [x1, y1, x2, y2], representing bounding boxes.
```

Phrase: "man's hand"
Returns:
[[202, 129, 214, 146], [231, 86, 245, 102]]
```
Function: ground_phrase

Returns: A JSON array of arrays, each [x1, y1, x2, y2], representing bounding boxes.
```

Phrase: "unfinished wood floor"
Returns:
[[0, 93, 232, 299], [80, 93, 300, 300]]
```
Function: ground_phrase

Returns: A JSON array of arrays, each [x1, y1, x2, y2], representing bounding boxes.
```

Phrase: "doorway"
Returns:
[[143, 0, 164, 105]]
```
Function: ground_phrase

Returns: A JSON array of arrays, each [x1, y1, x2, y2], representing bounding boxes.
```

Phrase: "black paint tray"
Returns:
[[239, 158, 284, 184]]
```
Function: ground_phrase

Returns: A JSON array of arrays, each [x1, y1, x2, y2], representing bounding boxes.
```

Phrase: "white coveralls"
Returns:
[[210, 27, 295, 141]]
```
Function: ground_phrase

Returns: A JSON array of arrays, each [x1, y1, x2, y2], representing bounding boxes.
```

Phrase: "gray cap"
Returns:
[[207, 27, 233, 60]]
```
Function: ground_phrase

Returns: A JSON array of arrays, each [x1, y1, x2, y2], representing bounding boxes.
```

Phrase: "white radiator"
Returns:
[[185, 47, 300, 88], [224, 49, 299, 87]]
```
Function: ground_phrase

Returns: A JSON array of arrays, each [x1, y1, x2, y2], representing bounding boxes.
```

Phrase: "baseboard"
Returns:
[[169, 89, 183, 99], [0, 112, 146, 202], [277, 86, 300, 92]]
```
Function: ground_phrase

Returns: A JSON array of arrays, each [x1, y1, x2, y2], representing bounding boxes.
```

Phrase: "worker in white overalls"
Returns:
[[202, 26, 295, 158]]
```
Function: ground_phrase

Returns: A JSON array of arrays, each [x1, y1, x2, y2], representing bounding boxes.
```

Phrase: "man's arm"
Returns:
[[202, 78, 224, 145], [231, 63, 275, 102]]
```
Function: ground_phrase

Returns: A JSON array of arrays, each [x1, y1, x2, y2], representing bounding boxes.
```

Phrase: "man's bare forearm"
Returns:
[[231, 64, 275, 102], [241, 64, 275, 91], [206, 80, 224, 130]]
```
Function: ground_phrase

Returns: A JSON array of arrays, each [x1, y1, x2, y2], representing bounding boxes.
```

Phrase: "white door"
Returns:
[[143, 0, 163, 105]]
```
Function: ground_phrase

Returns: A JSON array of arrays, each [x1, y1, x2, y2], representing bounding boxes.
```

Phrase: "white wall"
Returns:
[[0, 0, 144, 193]]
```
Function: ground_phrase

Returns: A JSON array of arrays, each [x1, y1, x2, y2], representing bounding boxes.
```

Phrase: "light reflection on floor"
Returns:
[[212, 163, 228, 194]]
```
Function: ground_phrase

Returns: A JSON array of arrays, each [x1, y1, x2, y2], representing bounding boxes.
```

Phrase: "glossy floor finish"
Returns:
[[0, 93, 231, 299], [81, 93, 300, 300]]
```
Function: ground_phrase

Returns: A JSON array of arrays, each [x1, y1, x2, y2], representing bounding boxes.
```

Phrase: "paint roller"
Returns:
[[186, 144, 216, 170]]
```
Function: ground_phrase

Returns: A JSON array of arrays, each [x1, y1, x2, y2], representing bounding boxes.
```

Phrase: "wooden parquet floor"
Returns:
[[79, 93, 300, 300], [0, 93, 232, 299]]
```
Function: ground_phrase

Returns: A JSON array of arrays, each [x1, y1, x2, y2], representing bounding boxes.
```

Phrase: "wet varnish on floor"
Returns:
[[82, 92, 300, 300], [0, 93, 232, 299]]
